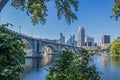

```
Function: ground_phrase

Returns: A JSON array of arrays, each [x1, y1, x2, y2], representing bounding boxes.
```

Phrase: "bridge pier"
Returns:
[[32, 51, 43, 57]]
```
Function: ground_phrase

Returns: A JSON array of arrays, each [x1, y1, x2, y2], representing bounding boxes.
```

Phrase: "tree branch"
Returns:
[[0, 0, 9, 12]]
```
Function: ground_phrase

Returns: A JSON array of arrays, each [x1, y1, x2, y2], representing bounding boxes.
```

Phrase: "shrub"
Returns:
[[0, 24, 26, 80], [46, 49, 101, 80]]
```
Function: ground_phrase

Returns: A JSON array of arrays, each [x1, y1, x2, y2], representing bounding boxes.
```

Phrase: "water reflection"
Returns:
[[111, 56, 120, 61], [25, 54, 57, 70], [100, 55, 120, 69], [101, 56, 110, 67], [90, 54, 120, 80], [24, 53, 120, 80], [111, 56, 120, 69], [24, 54, 58, 80]]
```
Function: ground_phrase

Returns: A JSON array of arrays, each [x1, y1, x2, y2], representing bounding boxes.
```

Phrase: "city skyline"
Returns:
[[0, 0, 120, 45]]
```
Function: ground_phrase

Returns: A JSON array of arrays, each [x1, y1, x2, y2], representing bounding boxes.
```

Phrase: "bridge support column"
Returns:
[[32, 40, 41, 57], [58, 44, 62, 54]]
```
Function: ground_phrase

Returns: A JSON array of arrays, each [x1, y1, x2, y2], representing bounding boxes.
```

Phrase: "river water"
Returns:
[[90, 54, 120, 80], [23, 53, 120, 80]]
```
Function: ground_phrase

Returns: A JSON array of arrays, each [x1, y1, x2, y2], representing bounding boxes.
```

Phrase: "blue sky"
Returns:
[[0, 0, 120, 45]]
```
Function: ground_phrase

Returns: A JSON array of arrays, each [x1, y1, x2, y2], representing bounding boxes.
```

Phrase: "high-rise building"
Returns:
[[59, 33, 65, 44], [94, 42, 97, 46], [101, 35, 110, 45], [77, 26, 85, 47], [85, 36, 94, 46]]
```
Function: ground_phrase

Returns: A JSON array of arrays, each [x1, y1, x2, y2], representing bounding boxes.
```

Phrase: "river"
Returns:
[[23, 53, 120, 80]]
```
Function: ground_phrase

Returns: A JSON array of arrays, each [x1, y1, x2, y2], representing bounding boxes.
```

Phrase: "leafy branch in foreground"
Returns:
[[112, 0, 120, 20], [0, 24, 26, 80], [0, 0, 79, 25], [46, 49, 101, 80]]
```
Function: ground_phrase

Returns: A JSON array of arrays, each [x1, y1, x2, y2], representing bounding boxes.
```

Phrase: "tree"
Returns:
[[1, 0, 120, 25], [0, 23, 26, 80], [110, 38, 120, 54], [0, 0, 9, 12], [0, 0, 79, 25], [112, 0, 120, 20], [46, 49, 101, 80]]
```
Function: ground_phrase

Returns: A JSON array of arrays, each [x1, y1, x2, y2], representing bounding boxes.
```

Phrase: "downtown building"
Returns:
[[101, 35, 110, 49], [85, 36, 94, 46], [101, 35, 110, 45], [77, 26, 85, 47], [59, 33, 65, 44]]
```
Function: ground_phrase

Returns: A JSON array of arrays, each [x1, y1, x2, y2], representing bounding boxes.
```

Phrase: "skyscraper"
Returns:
[[77, 26, 85, 47], [101, 35, 110, 45], [59, 33, 65, 44]]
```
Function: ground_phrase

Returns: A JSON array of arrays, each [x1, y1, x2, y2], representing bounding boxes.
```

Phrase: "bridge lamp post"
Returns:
[[30, 31, 33, 37], [0, 16, 1, 23], [19, 26, 21, 34]]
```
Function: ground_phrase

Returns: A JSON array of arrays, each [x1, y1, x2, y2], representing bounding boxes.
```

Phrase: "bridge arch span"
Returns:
[[61, 46, 69, 52], [71, 47, 76, 54], [41, 44, 57, 55], [22, 39, 34, 57]]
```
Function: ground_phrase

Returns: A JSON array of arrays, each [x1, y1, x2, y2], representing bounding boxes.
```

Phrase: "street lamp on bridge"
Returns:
[[30, 31, 33, 37], [18, 26, 21, 34]]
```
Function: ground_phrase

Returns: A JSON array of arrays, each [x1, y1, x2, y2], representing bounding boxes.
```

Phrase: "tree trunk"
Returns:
[[0, 0, 9, 12]]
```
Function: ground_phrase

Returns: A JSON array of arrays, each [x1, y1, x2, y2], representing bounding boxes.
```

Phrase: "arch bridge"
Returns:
[[7, 29, 81, 57]]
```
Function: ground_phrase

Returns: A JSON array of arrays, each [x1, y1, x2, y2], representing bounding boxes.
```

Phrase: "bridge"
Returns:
[[6, 28, 81, 57]]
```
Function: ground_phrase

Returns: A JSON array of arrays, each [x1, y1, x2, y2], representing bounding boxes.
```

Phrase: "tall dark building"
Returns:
[[101, 35, 110, 45]]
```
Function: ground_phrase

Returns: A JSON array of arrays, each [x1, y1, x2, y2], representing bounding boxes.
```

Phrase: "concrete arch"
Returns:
[[67, 47, 75, 53], [41, 44, 57, 55], [22, 39, 34, 57], [61, 47, 77, 54], [61, 46, 69, 52], [71, 47, 76, 54]]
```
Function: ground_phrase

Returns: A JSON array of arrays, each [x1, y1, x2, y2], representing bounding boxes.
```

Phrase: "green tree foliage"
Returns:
[[0, 23, 26, 80], [0, 0, 9, 12], [0, 0, 79, 25], [1, 0, 120, 24], [110, 38, 120, 54], [112, 0, 120, 20], [46, 49, 101, 80]]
